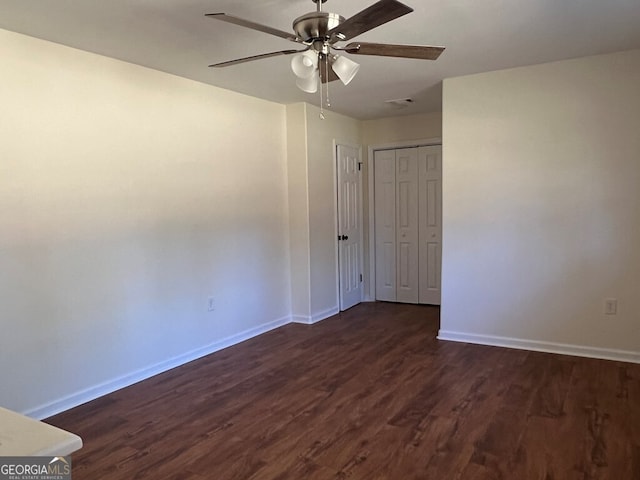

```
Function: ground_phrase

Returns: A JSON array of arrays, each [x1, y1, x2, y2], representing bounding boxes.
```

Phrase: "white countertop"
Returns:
[[0, 406, 83, 456]]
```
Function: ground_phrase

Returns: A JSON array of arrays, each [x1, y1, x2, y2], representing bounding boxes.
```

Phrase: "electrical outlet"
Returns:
[[207, 296, 215, 312], [604, 298, 617, 315]]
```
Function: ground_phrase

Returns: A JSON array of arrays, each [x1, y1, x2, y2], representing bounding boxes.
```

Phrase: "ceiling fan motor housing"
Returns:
[[293, 12, 344, 44]]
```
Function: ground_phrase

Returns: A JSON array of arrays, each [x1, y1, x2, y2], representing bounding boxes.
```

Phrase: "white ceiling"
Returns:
[[1, 0, 640, 120]]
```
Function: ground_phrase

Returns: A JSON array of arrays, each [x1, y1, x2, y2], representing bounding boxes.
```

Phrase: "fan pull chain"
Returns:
[[325, 54, 331, 108], [319, 72, 325, 120], [318, 54, 330, 120]]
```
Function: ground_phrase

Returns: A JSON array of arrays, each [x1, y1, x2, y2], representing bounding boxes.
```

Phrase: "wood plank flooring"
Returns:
[[46, 302, 640, 479]]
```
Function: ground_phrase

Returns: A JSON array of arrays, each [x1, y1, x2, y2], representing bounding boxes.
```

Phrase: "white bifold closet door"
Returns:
[[374, 145, 442, 305], [418, 145, 443, 304]]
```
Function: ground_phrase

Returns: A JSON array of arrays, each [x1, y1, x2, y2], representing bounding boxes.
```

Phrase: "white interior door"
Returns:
[[418, 145, 443, 304], [395, 148, 419, 303], [374, 150, 396, 301], [337, 144, 363, 311], [373, 150, 396, 302], [373, 143, 443, 305]]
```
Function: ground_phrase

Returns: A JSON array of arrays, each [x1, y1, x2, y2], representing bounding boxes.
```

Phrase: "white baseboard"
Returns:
[[437, 330, 640, 364], [292, 306, 340, 325], [291, 314, 312, 324], [27, 315, 292, 420], [312, 306, 339, 323]]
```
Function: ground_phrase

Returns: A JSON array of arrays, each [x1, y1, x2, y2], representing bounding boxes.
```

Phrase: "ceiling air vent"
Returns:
[[385, 97, 414, 109]]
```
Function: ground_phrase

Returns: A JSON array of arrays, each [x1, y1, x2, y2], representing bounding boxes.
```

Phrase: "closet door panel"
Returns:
[[374, 150, 396, 301], [395, 148, 419, 304], [418, 145, 443, 305]]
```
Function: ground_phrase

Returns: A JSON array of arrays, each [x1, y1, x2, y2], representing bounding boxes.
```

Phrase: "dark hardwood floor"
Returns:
[[47, 302, 640, 479]]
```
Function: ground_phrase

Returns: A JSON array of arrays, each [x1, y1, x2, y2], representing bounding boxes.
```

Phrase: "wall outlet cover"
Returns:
[[604, 298, 617, 315]]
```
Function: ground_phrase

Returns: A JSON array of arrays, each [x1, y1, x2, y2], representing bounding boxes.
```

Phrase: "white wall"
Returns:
[[0, 29, 292, 416], [306, 104, 362, 318], [286, 103, 362, 322], [362, 112, 442, 147], [441, 49, 640, 362], [286, 103, 311, 321]]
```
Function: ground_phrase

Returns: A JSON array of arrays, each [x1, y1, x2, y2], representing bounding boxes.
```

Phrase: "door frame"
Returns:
[[334, 141, 364, 311], [367, 138, 442, 301]]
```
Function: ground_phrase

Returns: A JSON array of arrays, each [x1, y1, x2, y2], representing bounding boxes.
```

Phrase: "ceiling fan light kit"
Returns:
[[296, 75, 319, 94], [291, 50, 319, 78], [206, 0, 444, 117], [330, 55, 361, 85], [292, 53, 359, 87]]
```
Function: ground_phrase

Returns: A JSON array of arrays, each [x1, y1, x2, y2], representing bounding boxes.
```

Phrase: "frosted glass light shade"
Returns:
[[296, 74, 318, 93], [332, 55, 360, 85], [291, 51, 318, 79]]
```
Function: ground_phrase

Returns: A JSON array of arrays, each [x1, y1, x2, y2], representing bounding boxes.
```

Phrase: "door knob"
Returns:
[[339, 235, 349, 241]]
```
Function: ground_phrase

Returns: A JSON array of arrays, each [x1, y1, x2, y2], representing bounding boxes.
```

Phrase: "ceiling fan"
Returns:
[[206, 0, 444, 94]]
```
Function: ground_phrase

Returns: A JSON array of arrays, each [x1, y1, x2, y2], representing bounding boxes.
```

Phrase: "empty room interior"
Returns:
[[1, 0, 639, 478]]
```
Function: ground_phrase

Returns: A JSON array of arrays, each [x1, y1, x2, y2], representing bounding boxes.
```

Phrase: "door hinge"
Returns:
[[360, 274, 363, 282], [358, 162, 362, 171]]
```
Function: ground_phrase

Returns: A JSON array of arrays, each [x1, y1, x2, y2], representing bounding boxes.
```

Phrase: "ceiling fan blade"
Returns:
[[206, 13, 301, 43], [328, 0, 413, 42], [209, 49, 305, 68], [344, 42, 445, 60]]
